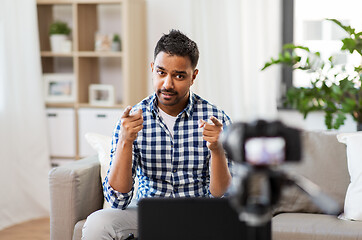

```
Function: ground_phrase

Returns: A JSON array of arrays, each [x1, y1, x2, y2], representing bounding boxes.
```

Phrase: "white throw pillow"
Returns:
[[85, 132, 138, 209], [337, 132, 362, 221]]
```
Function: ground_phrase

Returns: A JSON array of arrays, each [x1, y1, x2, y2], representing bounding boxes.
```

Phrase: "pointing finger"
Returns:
[[122, 106, 132, 118], [210, 116, 223, 127], [129, 109, 143, 122], [199, 119, 206, 128]]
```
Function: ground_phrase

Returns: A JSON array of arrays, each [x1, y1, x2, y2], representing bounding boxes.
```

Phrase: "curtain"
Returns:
[[190, 0, 282, 122], [0, 0, 50, 230]]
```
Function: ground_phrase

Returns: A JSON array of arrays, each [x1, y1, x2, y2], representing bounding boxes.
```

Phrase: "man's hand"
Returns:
[[200, 116, 231, 197], [199, 116, 223, 151], [120, 106, 143, 143], [109, 106, 142, 193]]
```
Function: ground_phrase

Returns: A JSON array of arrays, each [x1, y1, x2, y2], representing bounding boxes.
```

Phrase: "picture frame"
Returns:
[[44, 73, 76, 103], [95, 33, 112, 51], [89, 84, 115, 106]]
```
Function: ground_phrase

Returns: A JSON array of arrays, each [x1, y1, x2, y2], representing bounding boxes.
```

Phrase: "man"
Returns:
[[82, 29, 232, 240]]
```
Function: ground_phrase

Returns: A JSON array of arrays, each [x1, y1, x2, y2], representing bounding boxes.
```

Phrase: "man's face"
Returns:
[[151, 52, 198, 116]]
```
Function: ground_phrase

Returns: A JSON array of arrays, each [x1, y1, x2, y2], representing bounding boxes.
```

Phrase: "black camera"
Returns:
[[222, 120, 302, 166], [221, 119, 340, 233]]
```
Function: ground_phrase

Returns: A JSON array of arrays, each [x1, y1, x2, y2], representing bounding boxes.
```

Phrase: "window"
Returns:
[[281, 0, 362, 106]]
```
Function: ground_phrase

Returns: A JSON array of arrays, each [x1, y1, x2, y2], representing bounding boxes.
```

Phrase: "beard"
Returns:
[[156, 88, 189, 107]]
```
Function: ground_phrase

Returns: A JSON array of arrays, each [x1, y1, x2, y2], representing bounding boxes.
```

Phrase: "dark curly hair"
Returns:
[[154, 29, 199, 69]]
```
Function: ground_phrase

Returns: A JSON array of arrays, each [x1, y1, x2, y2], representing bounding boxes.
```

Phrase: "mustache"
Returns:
[[158, 89, 177, 94]]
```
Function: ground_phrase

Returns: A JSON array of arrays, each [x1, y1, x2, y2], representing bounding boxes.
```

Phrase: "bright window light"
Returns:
[[293, 0, 362, 88], [0, 22, 4, 112]]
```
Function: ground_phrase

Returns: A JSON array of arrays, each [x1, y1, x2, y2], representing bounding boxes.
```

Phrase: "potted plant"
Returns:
[[111, 33, 121, 51], [49, 20, 71, 52], [262, 19, 362, 130]]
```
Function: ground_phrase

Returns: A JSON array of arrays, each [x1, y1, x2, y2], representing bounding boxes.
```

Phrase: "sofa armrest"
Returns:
[[49, 155, 104, 240]]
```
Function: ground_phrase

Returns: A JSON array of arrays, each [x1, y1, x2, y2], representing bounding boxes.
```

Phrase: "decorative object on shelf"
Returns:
[[89, 84, 115, 106], [44, 73, 76, 103], [49, 20, 72, 53], [61, 39, 72, 53], [111, 33, 121, 51], [262, 19, 362, 130], [95, 33, 112, 51]]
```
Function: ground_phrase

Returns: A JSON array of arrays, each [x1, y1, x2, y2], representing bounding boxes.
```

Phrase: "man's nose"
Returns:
[[163, 75, 174, 89]]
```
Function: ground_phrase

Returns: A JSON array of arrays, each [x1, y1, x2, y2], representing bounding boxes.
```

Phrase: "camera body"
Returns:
[[222, 120, 302, 166], [222, 120, 340, 232], [221, 120, 302, 227]]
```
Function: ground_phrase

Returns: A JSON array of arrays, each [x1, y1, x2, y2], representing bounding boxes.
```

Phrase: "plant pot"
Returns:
[[50, 34, 67, 52], [111, 42, 120, 51]]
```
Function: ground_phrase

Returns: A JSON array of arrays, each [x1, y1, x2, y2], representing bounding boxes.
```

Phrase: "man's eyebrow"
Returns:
[[155, 65, 187, 75], [174, 70, 187, 75], [155, 65, 165, 70]]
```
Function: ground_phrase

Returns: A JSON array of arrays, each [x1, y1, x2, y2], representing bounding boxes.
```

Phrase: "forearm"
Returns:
[[209, 147, 231, 197], [108, 140, 134, 193]]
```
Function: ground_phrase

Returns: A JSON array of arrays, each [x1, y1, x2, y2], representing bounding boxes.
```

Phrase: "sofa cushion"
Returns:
[[337, 132, 362, 221], [273, 213, 362, 240], [85, 132, 113, 209], [274, 131, 349, 215], [85, 132, 139, 209]]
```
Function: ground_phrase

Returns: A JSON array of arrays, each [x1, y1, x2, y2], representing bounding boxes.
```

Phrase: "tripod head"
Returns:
[[222, 120, 341, 227]]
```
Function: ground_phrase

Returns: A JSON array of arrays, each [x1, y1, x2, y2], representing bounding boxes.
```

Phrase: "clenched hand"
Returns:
[[199, 116, 223, 151], [120, 106, 143, 143]]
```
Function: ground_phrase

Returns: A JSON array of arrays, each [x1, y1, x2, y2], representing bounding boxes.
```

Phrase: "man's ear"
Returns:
[[150, 62, 154, 71], [192, 69, 199, 85]]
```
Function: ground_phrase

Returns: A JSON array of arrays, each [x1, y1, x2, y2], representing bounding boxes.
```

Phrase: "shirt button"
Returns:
[[173, 169, 177, 173]]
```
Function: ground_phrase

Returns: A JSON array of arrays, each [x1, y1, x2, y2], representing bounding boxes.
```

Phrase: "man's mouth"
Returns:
[[162, 92, 174, 96], [159, 90, 176, 98]]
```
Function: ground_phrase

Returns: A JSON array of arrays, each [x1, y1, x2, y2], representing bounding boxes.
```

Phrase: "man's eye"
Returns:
[[176, 74, 185, 79], [157, 70, 165, 75]]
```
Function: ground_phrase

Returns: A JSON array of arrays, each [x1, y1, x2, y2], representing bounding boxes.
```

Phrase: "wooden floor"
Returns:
[[0, 218, 50, 240]]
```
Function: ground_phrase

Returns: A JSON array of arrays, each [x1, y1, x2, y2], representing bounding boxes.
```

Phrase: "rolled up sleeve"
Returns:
[[102, 118, 138, 210]]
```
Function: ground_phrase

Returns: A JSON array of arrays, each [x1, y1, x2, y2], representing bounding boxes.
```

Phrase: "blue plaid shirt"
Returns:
[[103, 92, 232, 209]]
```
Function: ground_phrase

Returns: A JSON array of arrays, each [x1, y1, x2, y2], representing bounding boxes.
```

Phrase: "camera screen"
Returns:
[[245, 137, 285, 166]]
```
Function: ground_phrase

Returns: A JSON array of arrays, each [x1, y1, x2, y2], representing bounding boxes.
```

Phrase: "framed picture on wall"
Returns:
[[89, 84, 115, 106], [44, 73, 76, 103]]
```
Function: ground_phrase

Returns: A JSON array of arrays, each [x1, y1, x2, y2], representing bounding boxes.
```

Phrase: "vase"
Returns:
[[111, 42, 120, 51], [50, 34, 67, 52]]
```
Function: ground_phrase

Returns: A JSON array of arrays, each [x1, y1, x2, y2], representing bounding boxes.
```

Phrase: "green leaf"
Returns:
[[284, 51, 291, 61], [341, 38, 357, 54], [326, 101, 337, 112], [333, 113, 347, 129], [261, 62, 271, 71], [49, 21, 71, 35], [331, 84, 343, 96], [325, 112, 333, 129], [326, 18, 356, 36], [341, 100, 356, 113], [283, 44, 310, 52]]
